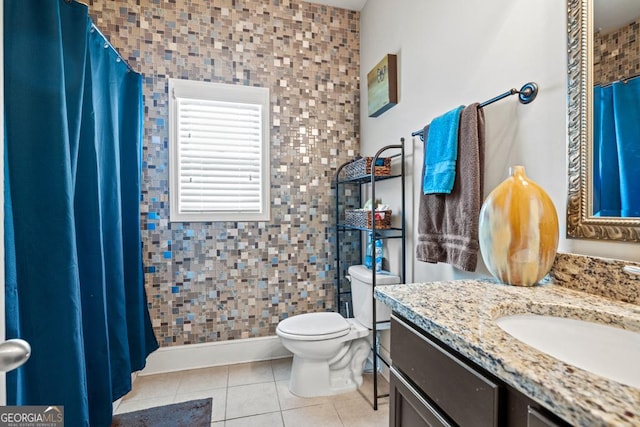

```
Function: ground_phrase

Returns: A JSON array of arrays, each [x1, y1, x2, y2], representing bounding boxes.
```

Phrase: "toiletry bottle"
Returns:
[[365, 232, 373, 269], [375, 239, 384, 272]]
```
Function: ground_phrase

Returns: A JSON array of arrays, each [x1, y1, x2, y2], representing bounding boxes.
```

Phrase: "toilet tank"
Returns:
[[348, 265, 400, 329]]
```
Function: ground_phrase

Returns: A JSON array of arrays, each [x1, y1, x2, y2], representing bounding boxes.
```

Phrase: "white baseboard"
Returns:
[[138, 335, 291, 376]]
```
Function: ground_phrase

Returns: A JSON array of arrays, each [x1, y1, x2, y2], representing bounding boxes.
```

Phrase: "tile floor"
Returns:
[[114, 358, 390, 426]]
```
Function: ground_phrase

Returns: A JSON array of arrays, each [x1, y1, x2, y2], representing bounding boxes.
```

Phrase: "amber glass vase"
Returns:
[[478, 166, 559, 286]]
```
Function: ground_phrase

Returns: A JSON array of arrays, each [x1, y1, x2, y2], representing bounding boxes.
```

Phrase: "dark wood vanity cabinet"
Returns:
[[389, 315, 570, 427]]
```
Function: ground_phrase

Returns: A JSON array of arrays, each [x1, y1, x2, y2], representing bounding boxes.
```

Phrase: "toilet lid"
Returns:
[[278, 312, 350, 337]]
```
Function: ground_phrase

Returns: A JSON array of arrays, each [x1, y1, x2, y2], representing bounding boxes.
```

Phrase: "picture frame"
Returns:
[[367, 54, 398, 117]]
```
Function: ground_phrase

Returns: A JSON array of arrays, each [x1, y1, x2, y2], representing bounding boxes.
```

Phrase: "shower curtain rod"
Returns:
[[411, 82, 538, 142], [63, 0, 134, 71], [599, 72, 640, 88], [90, 22, 134, 72]]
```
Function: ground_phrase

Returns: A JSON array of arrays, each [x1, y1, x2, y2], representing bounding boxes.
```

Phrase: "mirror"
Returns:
[[566, 0, 640, 241]]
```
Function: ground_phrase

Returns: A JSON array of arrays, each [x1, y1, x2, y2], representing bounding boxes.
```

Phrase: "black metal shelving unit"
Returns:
[[334, 138, 406, 410]]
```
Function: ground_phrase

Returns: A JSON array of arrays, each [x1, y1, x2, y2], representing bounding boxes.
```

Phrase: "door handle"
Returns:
[[0, 339, 31, 372]]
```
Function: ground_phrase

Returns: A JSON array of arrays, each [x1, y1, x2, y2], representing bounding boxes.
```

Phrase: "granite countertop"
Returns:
[[375, 279, 640, 427]]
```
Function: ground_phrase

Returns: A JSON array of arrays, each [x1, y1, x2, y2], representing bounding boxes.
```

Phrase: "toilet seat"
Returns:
[[277, 312, 351, 341]]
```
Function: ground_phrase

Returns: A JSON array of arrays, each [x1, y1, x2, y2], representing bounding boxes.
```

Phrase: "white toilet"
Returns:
[[276, 265, 400, 397]]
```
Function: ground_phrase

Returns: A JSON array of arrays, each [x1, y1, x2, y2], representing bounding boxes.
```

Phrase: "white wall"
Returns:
[[360, 0, 640, 284]]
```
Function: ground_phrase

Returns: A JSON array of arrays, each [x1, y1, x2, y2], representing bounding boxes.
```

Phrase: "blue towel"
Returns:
[[422, 105, 464, 194]]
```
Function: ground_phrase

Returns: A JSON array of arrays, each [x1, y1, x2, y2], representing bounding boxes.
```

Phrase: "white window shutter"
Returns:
[[169, 80, 270, 222]]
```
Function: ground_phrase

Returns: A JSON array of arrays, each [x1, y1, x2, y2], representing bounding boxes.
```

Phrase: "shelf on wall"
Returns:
[[337, 173, 403, 186], [337, 224, 404, 238]]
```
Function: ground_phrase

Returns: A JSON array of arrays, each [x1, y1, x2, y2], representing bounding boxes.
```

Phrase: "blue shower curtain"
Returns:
[[4, 1, 158, 426], [593, 77, 640, 217]]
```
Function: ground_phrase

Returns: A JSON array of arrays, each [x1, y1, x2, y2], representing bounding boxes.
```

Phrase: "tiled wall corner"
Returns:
[[89, 0, 361, 346]]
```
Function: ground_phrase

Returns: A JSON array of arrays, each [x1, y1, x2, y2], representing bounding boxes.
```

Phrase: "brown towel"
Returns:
[[416, 103, 485, 272]]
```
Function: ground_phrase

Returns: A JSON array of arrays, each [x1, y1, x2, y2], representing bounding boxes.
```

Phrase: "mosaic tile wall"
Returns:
[[594, 18, 640, 85], [88, 0, 361, 346]]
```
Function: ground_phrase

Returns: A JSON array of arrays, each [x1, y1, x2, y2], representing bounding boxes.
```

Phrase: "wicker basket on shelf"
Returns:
[[345, 209, 392, 229], [343, 157, 391, 179]]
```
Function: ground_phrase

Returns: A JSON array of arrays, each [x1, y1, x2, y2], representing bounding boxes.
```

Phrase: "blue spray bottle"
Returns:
[[375, 239, 384, 272], [365, 232, 373, 268]]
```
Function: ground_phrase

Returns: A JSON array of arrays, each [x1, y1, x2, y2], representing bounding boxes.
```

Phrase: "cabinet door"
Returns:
[[390, 367, 453, 427], [391, 316, 499, 427]]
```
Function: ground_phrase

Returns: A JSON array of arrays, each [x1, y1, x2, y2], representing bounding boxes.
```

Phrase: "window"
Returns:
[[169, 79, 270, 222]]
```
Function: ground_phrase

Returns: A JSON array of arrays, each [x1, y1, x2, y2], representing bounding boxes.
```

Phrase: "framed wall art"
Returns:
[[367, 54, 398, 117]]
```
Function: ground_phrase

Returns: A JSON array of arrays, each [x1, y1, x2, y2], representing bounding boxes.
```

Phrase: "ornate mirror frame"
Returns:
[[566, 0, 640, 241]]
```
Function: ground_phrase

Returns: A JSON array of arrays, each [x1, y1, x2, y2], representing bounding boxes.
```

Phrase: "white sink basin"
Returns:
[[496, 314, 640, 388]]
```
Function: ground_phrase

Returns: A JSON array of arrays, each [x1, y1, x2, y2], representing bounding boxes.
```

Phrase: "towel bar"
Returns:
[[411, 82, 538, 141]]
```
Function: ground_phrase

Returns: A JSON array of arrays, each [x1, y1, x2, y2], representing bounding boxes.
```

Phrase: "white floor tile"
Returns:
[[113, 360, 389, 427], [282, 403, 343, 427], [225, 411, 284, 427], [114, 395, 175, 415], [121, 372, 181, 401], [226, 382, 281, 419], [275, 380, 331, 411], [335, 393, 389, 427], [177, 365, 229, 394], [228, 360, 274, 386], [271, 357, 292, 381]]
